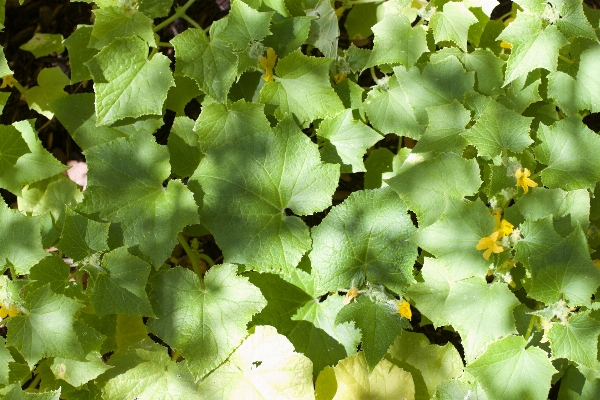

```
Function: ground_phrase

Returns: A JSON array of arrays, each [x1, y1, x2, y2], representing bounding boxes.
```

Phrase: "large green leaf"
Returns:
[[406, 257, 520, 362], [336, 295, 411, 371], [311, 188, 417, 295], [6, 285, 84, 368], [412, 101, 471, 154], [263, 16, 312, 57], [412, 198, 495, 278], [366, 13, 428, 69], [387, 152, 482, 227], [394, 56, 474, 125], [526, 226, 600, 306], [62, 25, 97, 83], [25, 67, 68, 119], [18, 175, 83, 224], [547, 311, 600, 370], [102, 339, 198, 400], [387, 331, 463, 400], [316, 109, 383, 173], [194, 100, 271, 153], [462, 99, 533, 158], [0, 339, 14, 385], [466, 336, 557, 400], [0, 202, 48, 275], [166, 116, 201, 178], [497, 12, 569, 86], [0, 124, 31, 187], [172, 28, 237, 103], [553, 0, 598, 40], [220, 0, 273, 50], [305, 0, 338, 58], [535, 116, 600, 191], [89, 6, 155, 49], [86, 37, 174, 126], [430, 1, 479, 51], [56, 208, 109, 262], [148, 265, 266, 378], [81, 132, 199, 267], [197, 325, 314, 399], [83, 247, 153, 318], [259, 50, 344, 124], [315, 352, 415, 400], [191, 118, 338, 273]]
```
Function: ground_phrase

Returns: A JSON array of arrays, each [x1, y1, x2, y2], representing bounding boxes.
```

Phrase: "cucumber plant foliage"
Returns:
[[1, 0, 600, 398]]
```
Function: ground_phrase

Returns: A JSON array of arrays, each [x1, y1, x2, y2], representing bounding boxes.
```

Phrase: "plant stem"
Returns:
[[11, 79, 26, 94], [182, 14, 202, 30], [153, 0, 197, 32], [524, 315, 536, 341], [26, 371, 41, 390], [558, 54, 574, 64], [157, 41, 174, 48], [171, 349, 181, 361], [197, 252, 215, 267], [177, 233, 201, 276]]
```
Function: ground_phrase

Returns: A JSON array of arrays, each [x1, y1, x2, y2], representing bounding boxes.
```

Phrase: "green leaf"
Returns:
[[316, 109, 383, 173], [497, 70, 542, 113], [102, 339, 199, 399], [344, 2, 383, 40], [167, 116, 201, 178], [0, 120, 67, 194], [191, 118, 338, 273], [260, 50, 343, 124], [0, 202, 48, 275], [553, 0, 598, 40], [412, 101, 470, 154], [535, 116, 600, 191], [311, 188, 417, 295], [527, 226, 600, 306], [363, 76, 421, 137], [558, 364, 600, 399], [305, 0, 338, 58], [50, 93, 130, 151], [434, 379, 488, 400], [6, 285, 84, 367], [194, 99, 271, 153], [430, 1, 479, 51], [81, 132, 199, 267], [336, 295, 410, 371], [513, 216, 564, 263], [547, 311, 600, 370], [56, 208, 109, 262], [197, 325, 314, 398], [248, 271, 360, 376], [497, 12, 569, 86], [25, 67, 69, 119], [0, 46, 11, 77], [366, 13, 429, 69], [164, 76, 202, 116], [0, 339, 14, 385], [406, 257, 520, 362], [62, 25, 97, 83], [461, 99, 533, 158], [387, 152, 482, 228], [89, 6, 155, 49], [387, 331, 463, 400], [28, 255, 71, 295], [18, 175, 83, 222], [0, 124, 29, 181], [315, 352, 416, 400], [364, 148, 396, 190], [172, 28, 237, 103], [86, 37, 174, 126], [394, 56, 474, 125], [83, 247, 153, 318], [139, 0, 174, 18], [412, 199, 495, 279], [4, 385, 60, 400], [466, 336, 557, 400], [220, 0, 274, 50], [148, 265, 266, 378], [19, 33, 64, 58], [263, 16, 313, 58], [51, 352, 112, 388]]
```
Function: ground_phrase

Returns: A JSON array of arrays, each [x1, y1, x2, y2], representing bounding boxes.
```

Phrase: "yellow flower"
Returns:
[[0, 75, 16, 89], [476, 231, 504, 260], [397, 300, 412, 320], [343, 287, 359, 305], [259, 48, 277, 82], [0, 304, 20, 319], [515, 168, 538, 193], [500, 41, 513, 49], [497, 219, 514, 238]]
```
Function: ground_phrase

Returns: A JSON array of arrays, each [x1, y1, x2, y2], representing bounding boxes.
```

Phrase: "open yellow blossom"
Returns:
[[259, 48, 277, 82], [0, 304, 20, 319], [343, 287, 359, 305], [397, 300, 412, 320], [476, 231, 504, 260], [497, 219, 514, 238], [515, 168, 538, 193], [500, 41, 513, 49]]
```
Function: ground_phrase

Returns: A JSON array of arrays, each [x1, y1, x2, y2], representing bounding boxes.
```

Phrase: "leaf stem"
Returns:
[[171, 349, 181, 361], [153, 0, 197, 32], [177, 233, 201, 276], [182, 14, 202, 30], [347, 0, 384, 4], [157, 41, 174, 48], [558, 54, 574, 64], [524, 315, 536, 341], [11, 78, 27, 95], [25, 370, 41, 390]]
